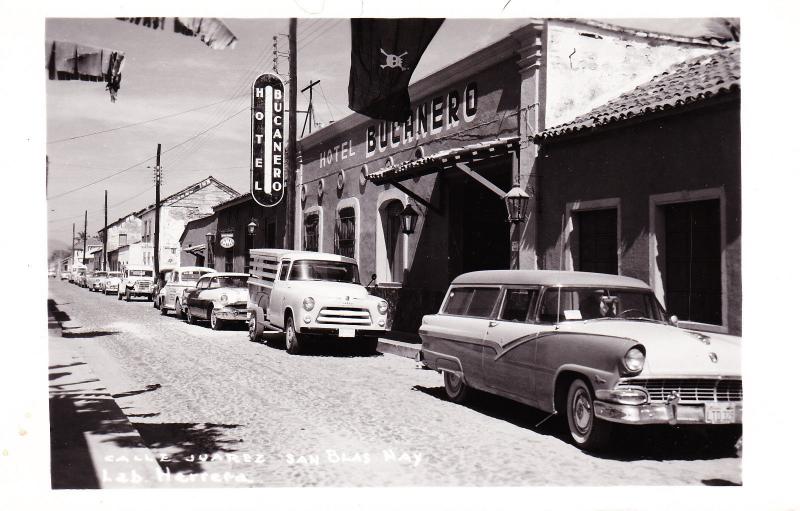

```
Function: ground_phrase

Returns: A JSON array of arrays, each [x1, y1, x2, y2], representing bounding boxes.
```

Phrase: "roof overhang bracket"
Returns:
[[454, 162, 507, 199], [388, 181, 442, 215]]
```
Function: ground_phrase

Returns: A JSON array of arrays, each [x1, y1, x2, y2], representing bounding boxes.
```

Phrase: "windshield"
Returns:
[[181, 271, 207, 282], [214, 276, 248, 288], [129, 270, 153, 277], [289, 260, 360, 284], [538, 287, 666, 323]]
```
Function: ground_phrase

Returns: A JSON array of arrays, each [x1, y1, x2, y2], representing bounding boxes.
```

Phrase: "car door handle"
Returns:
[[488, 321, 498, 327]]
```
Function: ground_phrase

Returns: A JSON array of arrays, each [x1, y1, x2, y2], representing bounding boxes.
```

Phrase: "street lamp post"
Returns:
[[503, 185, 530, 270], [246, 219, 257, 274], [205, 232, 215, 269]]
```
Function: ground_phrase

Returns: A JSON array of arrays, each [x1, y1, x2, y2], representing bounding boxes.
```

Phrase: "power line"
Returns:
[[47, 106, 249, 201], [47, 94, 248, 145], [299, 19, 345, 51], [318, 84, 339, 124], [48, 185, 154, 224]]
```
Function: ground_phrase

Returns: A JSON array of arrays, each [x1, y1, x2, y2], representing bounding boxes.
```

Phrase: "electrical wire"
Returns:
[[47, 106, 249, 201], [47, 94, 248, 145]]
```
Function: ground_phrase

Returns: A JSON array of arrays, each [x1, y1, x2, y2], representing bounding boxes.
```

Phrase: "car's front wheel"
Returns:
[[443, 371, 470, 403], [566, 378, 611, 451], [175, 299, 185, 320], [210, 308, 224, 330]]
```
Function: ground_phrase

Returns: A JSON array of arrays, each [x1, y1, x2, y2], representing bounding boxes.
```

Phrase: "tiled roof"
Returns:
[[537, 47, 740, 141]]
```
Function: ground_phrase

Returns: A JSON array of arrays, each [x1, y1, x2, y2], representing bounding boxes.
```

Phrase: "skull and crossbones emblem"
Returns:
[[380, 49, 408, 71]]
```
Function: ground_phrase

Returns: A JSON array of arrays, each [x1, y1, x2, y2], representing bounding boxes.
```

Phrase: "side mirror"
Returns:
[[669, 315, 679, 326], [365, 274, 377, 288]]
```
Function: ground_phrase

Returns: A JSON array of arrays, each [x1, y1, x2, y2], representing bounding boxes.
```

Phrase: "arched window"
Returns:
[[383, 200, 404, 282], [334, 207, 356, 259], [304, 213, 319, 252]]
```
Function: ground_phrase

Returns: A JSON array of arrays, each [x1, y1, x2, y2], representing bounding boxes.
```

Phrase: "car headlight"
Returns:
[[622, 347, 645, 373], [303, 297, 315, 311], [220, 294, 228, 303], [377, 300, 388, 315]]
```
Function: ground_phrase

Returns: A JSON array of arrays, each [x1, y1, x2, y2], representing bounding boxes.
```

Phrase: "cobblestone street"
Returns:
[[48, 279, 741, 487]]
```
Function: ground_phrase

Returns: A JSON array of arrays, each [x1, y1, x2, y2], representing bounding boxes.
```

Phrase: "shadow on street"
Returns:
[[412, 384, 741, 463]]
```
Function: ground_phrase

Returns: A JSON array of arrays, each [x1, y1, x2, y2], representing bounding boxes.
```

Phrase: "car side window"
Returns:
[[466, 288, 501, 318], [278, 260, 291, 281], [500, 288, 539, 322], [443, 287, 472, 315]]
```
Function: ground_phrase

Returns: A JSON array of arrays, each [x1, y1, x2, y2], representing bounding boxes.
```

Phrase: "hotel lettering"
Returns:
[[319, 81, 478, 168], [251, 73, 285, 207]]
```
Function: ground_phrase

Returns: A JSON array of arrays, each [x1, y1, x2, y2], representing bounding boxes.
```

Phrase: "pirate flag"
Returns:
[[348, 18, 444, 121]]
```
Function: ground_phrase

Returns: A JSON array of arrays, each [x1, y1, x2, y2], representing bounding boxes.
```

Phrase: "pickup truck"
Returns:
[[247, 249, 389, 354], [117, 265, 155, 301]]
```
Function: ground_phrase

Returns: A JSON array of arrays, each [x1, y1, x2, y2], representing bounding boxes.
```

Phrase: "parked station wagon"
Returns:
[[418, 270, 742, 451]]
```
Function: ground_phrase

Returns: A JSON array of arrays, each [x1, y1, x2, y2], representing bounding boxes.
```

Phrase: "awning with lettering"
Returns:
[[366, 137, 519, 186]]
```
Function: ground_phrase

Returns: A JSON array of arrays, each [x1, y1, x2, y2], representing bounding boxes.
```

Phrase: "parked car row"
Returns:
[[60, 252, 742, 452]]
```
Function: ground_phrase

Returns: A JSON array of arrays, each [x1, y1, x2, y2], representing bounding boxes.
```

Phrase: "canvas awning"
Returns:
[[183, 244, 207, 254]]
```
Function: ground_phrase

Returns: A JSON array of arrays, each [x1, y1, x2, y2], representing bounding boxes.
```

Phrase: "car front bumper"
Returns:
[[215, 307, 248, 321], [594, 400, 743, 425]]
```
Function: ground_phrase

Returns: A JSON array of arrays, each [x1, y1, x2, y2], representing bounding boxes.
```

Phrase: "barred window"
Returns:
[[334, 207, 356, 259], [304, 213, 319, 252]]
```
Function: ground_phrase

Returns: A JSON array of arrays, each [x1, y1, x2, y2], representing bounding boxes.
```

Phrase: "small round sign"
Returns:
[[220, 237, 235, 249]]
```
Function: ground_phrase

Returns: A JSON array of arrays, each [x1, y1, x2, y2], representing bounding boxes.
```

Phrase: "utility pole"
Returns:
[[284, 18, 297, 250], [301, 79, 321, 137], [82, 210, 87, 266], [154, 144, 162, 275], [71, 223, 75, 268], [103, 190, 108, 271]]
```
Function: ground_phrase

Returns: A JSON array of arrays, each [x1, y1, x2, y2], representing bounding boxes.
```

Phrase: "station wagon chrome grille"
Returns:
[[316, 307, 372, 326], [617, 378, 742, 403], [135, 281, 151, 290]]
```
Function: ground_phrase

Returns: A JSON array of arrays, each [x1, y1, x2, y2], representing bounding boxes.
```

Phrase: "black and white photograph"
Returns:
[[3, 1, 799, 510]]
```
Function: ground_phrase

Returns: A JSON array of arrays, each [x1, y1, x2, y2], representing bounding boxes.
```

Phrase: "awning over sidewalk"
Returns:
[[367, 137, 519, 185], [183, 244, 206, 254]]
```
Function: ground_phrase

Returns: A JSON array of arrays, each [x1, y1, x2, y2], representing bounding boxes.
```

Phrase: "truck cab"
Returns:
[[118, 265, 154, 301], [247, 249, 389, 354]]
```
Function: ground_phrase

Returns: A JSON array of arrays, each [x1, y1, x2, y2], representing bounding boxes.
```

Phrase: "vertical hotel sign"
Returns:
[[251, 73, 285, 207]]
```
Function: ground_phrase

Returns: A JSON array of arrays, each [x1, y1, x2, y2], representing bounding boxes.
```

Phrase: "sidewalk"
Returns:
[[48, 300, 166, 489]]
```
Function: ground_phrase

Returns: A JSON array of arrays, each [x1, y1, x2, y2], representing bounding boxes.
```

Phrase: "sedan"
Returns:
[[184, 272, 249, 330]]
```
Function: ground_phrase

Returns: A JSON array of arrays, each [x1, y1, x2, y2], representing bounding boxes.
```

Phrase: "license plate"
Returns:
[[339, 328, 356, 338], [705, 403, 736, 424]]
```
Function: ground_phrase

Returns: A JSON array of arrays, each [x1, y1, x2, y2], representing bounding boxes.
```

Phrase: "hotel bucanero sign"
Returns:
[[251, 73, 285, 207]]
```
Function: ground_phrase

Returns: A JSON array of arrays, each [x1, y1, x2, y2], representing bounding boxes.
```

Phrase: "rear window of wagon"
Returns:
[[442, 287, 501, 318]]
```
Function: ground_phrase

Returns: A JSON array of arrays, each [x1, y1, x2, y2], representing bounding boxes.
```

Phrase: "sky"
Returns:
[[46, 15, 720, 251]]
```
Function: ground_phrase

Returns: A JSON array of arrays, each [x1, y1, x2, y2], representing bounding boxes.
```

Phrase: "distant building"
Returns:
[[136, 176, 239, 269], [98, 176, 238, 271]]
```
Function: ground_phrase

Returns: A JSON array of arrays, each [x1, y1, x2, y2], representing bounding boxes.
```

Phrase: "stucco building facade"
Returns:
[[295, 19, 727, 333]]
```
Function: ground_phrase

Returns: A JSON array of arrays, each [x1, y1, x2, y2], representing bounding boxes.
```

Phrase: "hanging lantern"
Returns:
[[247, 220, 258, 236], [399, 204, 419, 235], [503, 186, 530, 224]]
